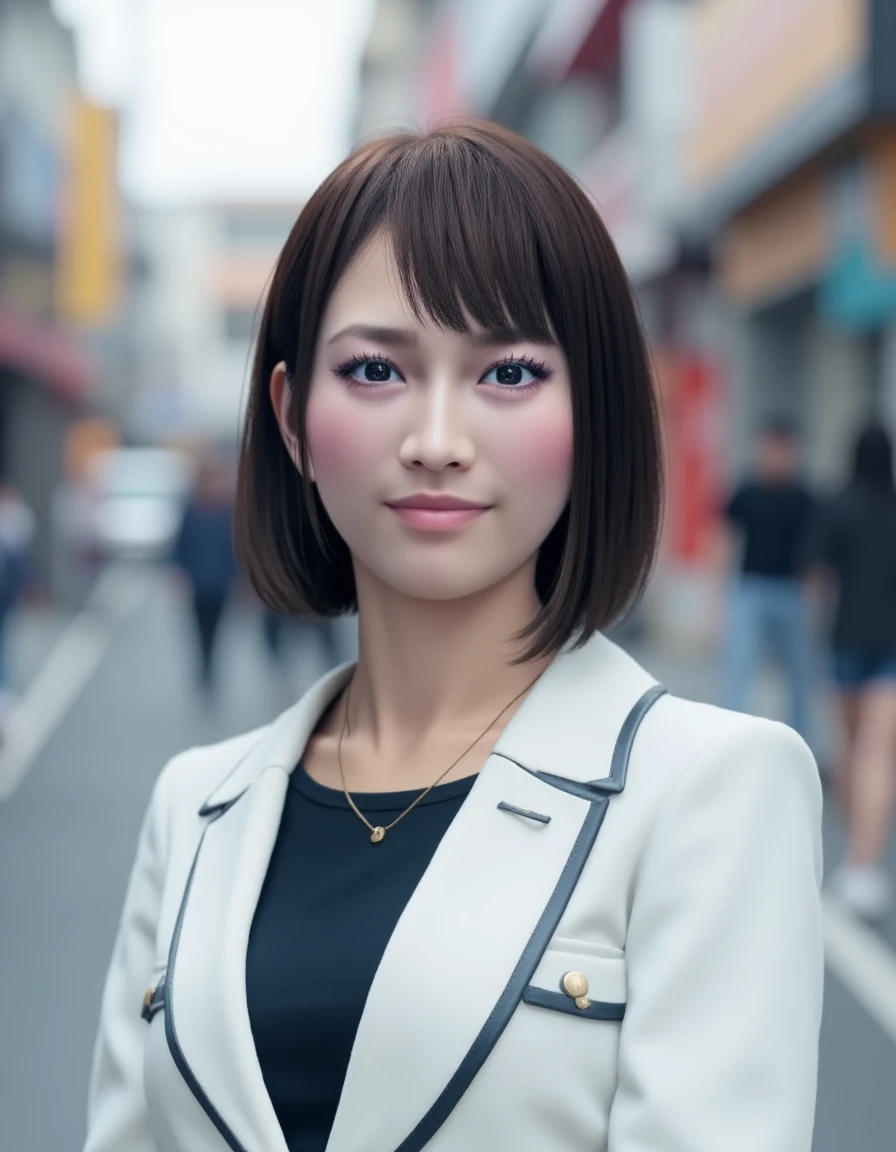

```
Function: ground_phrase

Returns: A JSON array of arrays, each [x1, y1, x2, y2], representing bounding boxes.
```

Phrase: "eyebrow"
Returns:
[[326, 323, 554, 348]]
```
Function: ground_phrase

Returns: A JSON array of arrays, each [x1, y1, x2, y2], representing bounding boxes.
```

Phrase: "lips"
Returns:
[[386, 494, 491, 511], [385, 493, 492, 532]]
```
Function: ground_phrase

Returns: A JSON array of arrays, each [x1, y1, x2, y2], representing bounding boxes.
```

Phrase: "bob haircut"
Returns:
[[235, 120, 663, 662]]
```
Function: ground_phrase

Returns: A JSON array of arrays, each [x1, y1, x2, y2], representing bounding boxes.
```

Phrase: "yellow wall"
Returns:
[[56, 98, 122, 326]]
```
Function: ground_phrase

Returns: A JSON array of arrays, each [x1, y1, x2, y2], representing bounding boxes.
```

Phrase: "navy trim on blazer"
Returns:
[[521, 986, 626, 1021], [600, 684, 668, 794], [165, 804, 249, 1152], [532, 684, 668, 799], [198, 791, 248, 818], [496, 800, 552, 824], [167, 684, 665, 1152], [391, 683, 666, 1152]]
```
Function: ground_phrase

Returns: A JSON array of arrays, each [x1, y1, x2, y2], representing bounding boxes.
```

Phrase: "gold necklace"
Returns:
[[337, 672, 544, 844]]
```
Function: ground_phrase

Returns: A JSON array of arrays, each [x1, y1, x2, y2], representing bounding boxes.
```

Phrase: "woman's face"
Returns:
[[282, 233, 574, 603]]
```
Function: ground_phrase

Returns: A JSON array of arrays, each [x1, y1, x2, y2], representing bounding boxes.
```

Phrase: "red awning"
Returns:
[[0, 307, 93, 402]]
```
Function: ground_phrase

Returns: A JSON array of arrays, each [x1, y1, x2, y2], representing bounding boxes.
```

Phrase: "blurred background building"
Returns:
[[0, 0, 147, 592], [0, 0, 93, 590], [134, 201, 296, 446], [3, 0, 894, 628], [352, 0, 896, 644]]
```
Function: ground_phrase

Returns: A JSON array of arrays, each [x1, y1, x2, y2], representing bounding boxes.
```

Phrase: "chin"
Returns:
[[364, 556, 509, 604]]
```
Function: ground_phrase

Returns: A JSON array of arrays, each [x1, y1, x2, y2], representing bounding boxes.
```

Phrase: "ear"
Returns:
[[270, 362, 315, 481]]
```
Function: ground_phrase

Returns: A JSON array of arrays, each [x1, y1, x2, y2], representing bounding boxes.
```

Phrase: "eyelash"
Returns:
[[332, 351, 554, 394]]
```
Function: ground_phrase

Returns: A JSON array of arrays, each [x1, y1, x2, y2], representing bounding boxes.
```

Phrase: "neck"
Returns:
[[346, 560, 554, 753]]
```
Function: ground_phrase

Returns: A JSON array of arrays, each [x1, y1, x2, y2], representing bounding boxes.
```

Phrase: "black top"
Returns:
[[245, 763, 477, 1152], [724, 480, 816, 578], [801, 483, 896, 653]]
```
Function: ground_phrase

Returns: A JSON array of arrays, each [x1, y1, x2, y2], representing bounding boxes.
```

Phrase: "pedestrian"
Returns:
[[719, 418, 817, 747], [0, 480, 34, 726], [170, 458, 238, 697], [803, 423, 896, 919], [261, 605, 289, 666], [85, 122, 823, 1152]]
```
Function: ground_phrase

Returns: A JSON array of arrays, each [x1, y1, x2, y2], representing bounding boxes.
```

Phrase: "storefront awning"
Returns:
[[0, 307, 93, 402]]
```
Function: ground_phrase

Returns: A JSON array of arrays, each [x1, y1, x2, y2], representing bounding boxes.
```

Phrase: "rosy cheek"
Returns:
[[501, 409, 574, 483], [305, 393, 371, 477]]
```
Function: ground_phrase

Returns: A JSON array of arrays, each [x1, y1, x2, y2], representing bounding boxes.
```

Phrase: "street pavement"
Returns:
[[0, 568, 894, 1150]]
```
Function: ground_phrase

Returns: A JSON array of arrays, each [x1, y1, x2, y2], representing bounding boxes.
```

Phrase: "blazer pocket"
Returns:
[[523, 948, 627, 1023], [549, 935, 625, 960]]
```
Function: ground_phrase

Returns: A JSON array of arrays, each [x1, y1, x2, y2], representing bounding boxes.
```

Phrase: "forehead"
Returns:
[[320, 234, 413, 329]]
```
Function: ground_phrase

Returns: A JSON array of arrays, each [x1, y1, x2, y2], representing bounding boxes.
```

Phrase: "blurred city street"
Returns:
[[0, 568, 894, 1149], [0, 566, 353, 1149], [1, 0, 896, 1148]]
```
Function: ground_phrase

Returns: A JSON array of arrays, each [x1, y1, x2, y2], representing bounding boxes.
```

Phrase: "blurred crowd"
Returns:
[[168, 453, 344, 707], [717, 420, 896, 921]]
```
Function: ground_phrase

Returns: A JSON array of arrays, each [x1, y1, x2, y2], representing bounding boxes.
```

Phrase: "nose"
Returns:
[[398, 383, 475, 472]]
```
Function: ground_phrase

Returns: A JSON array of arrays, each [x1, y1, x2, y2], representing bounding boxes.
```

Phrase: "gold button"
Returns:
[[143, 987, 153, 1009], [561, 971, 589, 1000]]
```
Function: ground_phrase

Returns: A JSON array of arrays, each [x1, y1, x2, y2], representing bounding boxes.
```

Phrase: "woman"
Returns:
[[804, 423, 896, 920], [84, 122, 823, 1152]]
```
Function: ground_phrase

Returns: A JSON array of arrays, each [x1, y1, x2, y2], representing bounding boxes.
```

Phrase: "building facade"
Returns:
[[136, 203, 298, 446], [0, 0, 98, 590], [689, 0, 896, 488]]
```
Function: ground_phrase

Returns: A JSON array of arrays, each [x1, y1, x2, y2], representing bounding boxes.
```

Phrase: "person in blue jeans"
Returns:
[[803, 423, 896, 920], [721, 418, 817, 748]]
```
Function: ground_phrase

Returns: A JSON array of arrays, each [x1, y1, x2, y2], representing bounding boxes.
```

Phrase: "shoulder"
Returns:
[[149, 721, 272, 826], [626, 688, 821, 827]]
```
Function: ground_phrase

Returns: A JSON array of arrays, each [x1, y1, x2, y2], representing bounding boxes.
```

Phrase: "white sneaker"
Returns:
[[828, 864, 894, 921]]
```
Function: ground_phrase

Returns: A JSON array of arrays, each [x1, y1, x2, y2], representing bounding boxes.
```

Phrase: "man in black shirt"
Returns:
[[721, 419, 817, 748]]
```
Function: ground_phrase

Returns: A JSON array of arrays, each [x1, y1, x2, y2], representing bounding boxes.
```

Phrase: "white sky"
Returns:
[[52, 0, 376, 205]]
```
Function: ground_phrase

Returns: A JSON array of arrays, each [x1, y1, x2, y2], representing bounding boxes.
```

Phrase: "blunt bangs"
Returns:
[[375, 143, 557, 344], [235, 120, 663, 662]]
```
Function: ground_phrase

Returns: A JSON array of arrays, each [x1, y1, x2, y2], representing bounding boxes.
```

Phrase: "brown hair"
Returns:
[[234, 120, 663, 661]]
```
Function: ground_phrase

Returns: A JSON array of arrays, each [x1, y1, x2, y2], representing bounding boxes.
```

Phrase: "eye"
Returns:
[[334, 354, 403, 387], [480, 357, 552, 390]]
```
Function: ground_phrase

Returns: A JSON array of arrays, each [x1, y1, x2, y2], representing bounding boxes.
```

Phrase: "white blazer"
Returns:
[[84, 631, 824, 1152]]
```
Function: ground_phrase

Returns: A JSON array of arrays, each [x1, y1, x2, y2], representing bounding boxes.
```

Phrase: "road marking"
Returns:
[[0, 565, 153, 801], [823, 893, 896, 1045]]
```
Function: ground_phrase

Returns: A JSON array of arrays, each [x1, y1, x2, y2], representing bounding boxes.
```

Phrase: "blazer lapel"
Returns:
[[325, 632, 660, 1152], [164, 662, 356, 1152], [166, 767, 291, 1152]]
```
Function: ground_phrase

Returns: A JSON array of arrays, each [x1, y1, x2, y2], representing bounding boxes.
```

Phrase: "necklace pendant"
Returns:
[[370, 826, 386, 844]]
